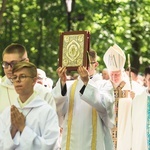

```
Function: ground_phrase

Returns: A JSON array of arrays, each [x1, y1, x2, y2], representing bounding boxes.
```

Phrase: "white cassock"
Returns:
[[0, 96, 59, 150], [132, 87, 150, 150], [0, 76, 56, 113], [52, 77, 115, 150]]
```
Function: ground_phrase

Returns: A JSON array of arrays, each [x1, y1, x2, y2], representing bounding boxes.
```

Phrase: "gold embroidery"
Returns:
[[66, 80, 97, 150], [114, 90, 128, 98], [112, 81, 127, 149], [66, 80, 78, 150], [91, 108, 97, 150]]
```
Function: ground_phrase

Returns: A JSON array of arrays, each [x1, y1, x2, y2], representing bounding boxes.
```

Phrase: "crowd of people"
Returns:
[[0, 43, 149, 150]]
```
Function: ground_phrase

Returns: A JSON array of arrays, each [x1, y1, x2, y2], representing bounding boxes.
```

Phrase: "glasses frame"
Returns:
[[90, 61, 96, 65], [2, 58, 26, 69], [10, 74, 34, 83]]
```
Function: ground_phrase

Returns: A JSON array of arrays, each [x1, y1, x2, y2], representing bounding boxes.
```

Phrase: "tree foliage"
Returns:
[[0, 0, 150, 82]]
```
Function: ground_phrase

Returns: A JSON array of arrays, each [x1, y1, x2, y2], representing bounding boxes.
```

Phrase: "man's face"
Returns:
[[145, 74, 150, 90], [12, 68, 36, 97], [109, 70, 122, 84], [87, 57, 98, 76], [2, 53, 27, 79]]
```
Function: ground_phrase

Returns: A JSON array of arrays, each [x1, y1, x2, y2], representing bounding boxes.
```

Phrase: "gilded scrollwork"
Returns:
[[62, 34, 84, 67]]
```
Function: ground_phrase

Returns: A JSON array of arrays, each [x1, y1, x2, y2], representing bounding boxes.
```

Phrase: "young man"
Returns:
[[52, 50, 114, 150], [0, 43, 56, 113], [131, 65, 150, 150], [103, 44, 144, 150], [0, 61, 59, 149]]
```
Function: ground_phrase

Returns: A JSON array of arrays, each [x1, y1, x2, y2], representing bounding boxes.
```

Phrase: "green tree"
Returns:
[[0, 0, 149, 83]]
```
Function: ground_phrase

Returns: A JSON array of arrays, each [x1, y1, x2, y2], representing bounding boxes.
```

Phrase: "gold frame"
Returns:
[[59, 31, 90, 71]]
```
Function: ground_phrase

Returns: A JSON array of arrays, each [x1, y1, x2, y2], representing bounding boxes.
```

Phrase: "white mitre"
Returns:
[[103, 44, 126, 71]]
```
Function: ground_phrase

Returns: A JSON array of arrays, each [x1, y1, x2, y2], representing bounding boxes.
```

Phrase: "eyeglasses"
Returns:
[[88, 61, 96, 68], [37, 76, 43, 80], [10, 74, 34, 83], [90, 61, 96, 64], [2, 58, 26, 69]]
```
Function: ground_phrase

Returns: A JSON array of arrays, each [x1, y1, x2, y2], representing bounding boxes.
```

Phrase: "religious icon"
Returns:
[[59, 31, 90, 71]]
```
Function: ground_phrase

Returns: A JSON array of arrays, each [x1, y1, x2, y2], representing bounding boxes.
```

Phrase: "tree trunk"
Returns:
[[130, 1, 142, 71], [0, 0, 7, 26]]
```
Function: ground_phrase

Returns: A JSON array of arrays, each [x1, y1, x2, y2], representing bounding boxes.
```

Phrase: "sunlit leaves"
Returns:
[[0, 0, 149, 79]]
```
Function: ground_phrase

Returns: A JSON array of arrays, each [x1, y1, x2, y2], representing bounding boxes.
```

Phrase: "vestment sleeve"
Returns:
[[52, 79, 68, 117], [0, 108, 18, 150], [17, 108, 59, 150], [0, 106, 59, 150], [80, 80, 115, 128]]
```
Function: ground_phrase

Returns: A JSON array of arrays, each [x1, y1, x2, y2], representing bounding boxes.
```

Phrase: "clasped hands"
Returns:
[[10, 105, 25, 138]]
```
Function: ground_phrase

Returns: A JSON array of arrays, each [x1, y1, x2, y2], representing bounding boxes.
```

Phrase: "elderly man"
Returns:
[[103, 44, 144, 150]]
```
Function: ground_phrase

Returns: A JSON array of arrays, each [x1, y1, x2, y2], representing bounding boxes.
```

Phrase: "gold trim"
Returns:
[[91, 108, 97, 150], [112, 81, 126, 149], [66, 80, 78, 150], [66, 80, 97, 150]]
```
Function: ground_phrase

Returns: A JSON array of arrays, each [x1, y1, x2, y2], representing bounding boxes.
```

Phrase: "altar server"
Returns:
[[0, 43, 56, 114], [52, 50, 115, 150], [131, 65, 150, 150], [0, 61, 59, 150]]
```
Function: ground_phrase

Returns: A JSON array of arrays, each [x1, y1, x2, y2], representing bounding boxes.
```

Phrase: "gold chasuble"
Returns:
[[66, 80, 97, 150], [112, 81, 128, 149]]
